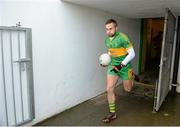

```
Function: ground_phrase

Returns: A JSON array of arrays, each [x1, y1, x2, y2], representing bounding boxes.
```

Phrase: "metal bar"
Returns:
[[18, 31, 25, 121], [0, 26, 29, 31], [26, 29, 35, 120], [13, 58, 31, 63], [24, 30, 31, 120], [1, 30, 9, 125], [10, 31, 17, 124], [172, 16, 180, 93]]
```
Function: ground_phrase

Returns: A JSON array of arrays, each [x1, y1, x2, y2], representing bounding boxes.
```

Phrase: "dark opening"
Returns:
[[139, 18, 164, 85]]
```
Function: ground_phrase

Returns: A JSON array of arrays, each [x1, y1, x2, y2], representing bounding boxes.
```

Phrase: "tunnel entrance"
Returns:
[[139, 18, 164, 85], [136, 9, 176, 111]]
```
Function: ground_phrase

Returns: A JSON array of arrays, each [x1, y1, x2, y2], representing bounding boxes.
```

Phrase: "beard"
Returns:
[[108, 33, 116, 37]]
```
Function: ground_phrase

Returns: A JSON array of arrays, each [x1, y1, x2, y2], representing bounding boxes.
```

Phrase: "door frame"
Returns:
[[0, 26, 35, 126]]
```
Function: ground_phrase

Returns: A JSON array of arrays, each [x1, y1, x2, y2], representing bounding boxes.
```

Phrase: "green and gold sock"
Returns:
[[109, 102, 116, 113]]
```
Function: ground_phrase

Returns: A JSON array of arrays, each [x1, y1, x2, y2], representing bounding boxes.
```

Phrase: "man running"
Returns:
[[102, 19, 135, 123]]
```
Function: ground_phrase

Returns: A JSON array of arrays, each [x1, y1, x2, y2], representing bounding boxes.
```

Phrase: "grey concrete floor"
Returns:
[[36, 83, 180, 126]]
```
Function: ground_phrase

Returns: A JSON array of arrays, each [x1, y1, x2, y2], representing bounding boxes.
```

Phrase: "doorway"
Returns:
[[139, 18, 164, 85], [137, 9, 176, 112]]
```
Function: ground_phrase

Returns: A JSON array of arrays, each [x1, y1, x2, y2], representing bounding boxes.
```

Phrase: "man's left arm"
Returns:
[[121, 47, 135, 66], [111, 47, 135, 73]]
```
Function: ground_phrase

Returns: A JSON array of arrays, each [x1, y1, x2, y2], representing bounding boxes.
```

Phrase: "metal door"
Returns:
[[154, 9, 176, 111], [0, 26, 34, 125]]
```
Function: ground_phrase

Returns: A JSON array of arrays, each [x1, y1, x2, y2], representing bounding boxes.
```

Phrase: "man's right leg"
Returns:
[[102, 75, 119, 123], [107, 75, 119, 105]]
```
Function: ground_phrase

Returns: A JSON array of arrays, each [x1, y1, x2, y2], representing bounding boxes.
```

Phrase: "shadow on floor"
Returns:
[[36, 83, 180, 126]]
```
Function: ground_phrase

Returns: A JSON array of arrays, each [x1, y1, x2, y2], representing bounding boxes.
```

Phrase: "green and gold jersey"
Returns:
[[105, 32, 133, 66]]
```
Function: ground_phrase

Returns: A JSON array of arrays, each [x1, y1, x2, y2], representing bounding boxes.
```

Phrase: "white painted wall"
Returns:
[[0, 0, 140, 125], [0, 2, 2, 25]]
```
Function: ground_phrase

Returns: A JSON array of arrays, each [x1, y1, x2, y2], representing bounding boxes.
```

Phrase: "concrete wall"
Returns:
[[0, 0, 141, 125]]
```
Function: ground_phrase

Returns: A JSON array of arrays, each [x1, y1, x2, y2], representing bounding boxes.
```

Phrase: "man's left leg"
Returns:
[[121, 67, 134, 92]]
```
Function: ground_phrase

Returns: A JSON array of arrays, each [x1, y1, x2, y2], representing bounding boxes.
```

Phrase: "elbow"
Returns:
[[131, 49, 135, 59], [132, 52, 135, 59]]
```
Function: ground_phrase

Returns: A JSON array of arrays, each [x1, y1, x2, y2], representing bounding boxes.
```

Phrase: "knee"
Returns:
[[124, 87, 132, 92], [107, 86, 114, 93], [123, 81, 134, 92]]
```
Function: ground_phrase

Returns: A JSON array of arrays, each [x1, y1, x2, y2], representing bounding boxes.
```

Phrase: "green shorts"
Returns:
[[107, 63, 133, 80]]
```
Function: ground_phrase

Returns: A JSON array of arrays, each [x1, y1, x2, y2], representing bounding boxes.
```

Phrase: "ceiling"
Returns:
[[63, 0, 180, 18]]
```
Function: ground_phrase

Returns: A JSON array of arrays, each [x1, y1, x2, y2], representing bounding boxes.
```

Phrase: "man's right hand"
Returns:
[[100, 64, 108, 67]]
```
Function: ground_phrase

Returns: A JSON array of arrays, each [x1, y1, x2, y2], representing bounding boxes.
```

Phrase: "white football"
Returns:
[[99, 53, 111, 66]]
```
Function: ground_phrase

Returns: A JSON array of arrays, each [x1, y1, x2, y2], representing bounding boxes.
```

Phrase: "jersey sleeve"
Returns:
[[120, 33, 133, 50]]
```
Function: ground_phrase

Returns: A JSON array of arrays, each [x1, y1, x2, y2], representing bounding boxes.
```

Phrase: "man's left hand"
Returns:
[[111, 64, 125, 73]]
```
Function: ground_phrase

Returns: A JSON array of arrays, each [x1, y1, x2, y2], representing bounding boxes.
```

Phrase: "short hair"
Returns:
[[105, 19, 117, 27]]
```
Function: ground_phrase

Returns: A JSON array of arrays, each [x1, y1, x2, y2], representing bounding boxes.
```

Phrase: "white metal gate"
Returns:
[[154, 9, 176, 111], [0, 26, 34, 126]]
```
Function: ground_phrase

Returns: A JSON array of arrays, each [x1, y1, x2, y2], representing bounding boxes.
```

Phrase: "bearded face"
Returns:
[[105, 23, 117, 37]]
